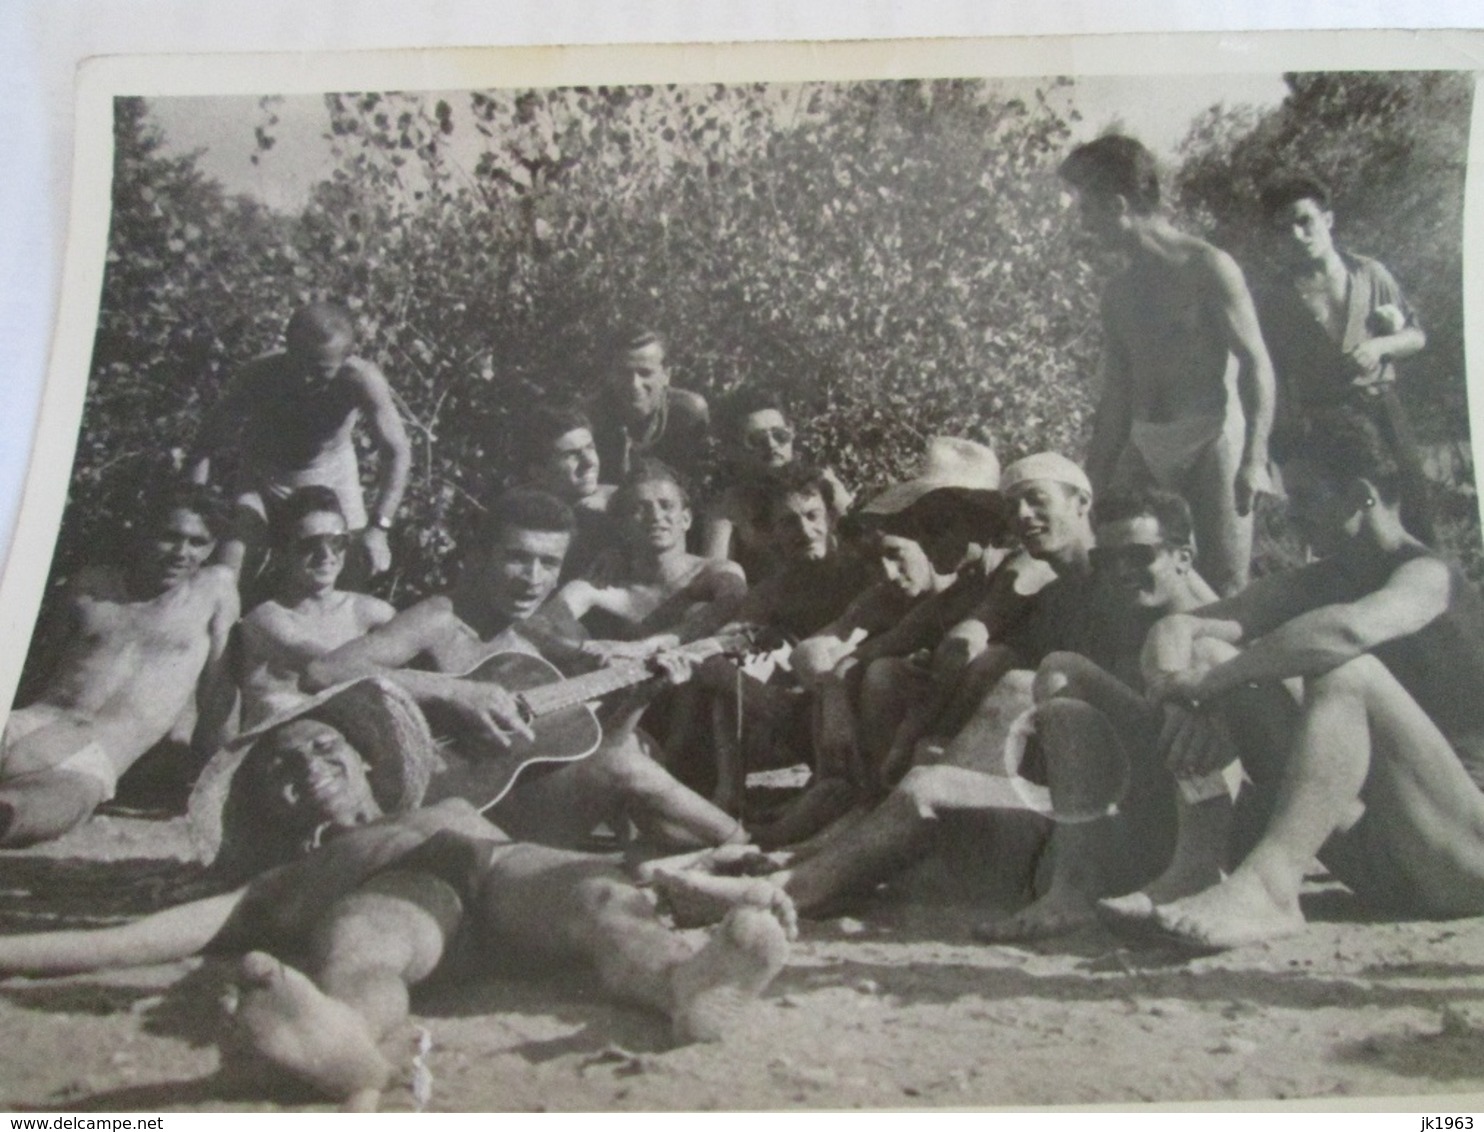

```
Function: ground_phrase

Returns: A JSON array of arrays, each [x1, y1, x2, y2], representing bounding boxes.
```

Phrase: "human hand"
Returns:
[[1158, 705, 1238, 779], [649, 648, 695, 686], [580, 637, 674, 666], [1233, 459, 1272, 516], [1345, 340, 1388, 383], [359, 527, 393, 574], [442, 680, 534, 749], [1140, 614, 1198, 696]]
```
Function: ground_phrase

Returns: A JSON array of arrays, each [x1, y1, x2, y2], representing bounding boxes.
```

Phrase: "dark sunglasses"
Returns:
[[743, 425, 794, 451], [1089, 542, 1172, 571], [295, 533, 350, 557]]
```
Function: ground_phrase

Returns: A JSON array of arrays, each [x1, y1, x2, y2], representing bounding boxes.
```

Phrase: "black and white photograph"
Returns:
[[1, 31, 1483, 1113]]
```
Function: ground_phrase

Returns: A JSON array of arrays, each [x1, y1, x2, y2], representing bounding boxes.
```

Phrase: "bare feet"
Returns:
[[650, 867, 798, 939], [973, 885, 1097, 943], [222, 951, 393, 1106], [1097, 860, 1226, 929], [1152, 870, 1306, 951], [670, 906, 790, 1043]]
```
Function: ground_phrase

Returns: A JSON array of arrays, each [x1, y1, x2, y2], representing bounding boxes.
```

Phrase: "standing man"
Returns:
[[590, 326, 711, 488], [189, 302, 412, 586], [1, 485, 239, 846], [1257, 173, 1434, 543], [1060, 134, 1276, 596]]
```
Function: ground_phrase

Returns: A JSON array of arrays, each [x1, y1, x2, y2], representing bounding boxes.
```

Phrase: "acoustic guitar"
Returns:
[[425, 629, 760, 811]]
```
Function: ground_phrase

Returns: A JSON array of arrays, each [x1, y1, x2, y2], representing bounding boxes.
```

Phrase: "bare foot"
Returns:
[[634, 843, 787, 885], [650, 867, 798, 939], [670, 906, 790, 1043], [222, 951, 393, 1105], [1152, 870, 1305, 951], [1098, 862, 1226, 929], [1096, 890, 1158, 929], [973, 886, 1097, 943]]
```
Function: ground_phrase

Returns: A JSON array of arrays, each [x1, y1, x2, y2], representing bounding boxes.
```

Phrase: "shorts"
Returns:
[[2, 706, 118, 801]]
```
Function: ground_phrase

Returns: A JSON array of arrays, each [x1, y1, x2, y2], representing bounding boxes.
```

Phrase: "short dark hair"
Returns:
[[717, 387, 789, 443], [518, 402, 596, 471], [1274, 406, 1402, 502], [759, 463, 840, 519], [269, 486, 345, 550], [143, 482, 230, 541], [471, 488, 576, 555], [1058, 135, 1161, 215], [285, 302, 355, 351], [1259, 173, 1332, 218], [1093, 487, 1194, 548], [611, 324, 666, 358], [611, 458, 691, 514]]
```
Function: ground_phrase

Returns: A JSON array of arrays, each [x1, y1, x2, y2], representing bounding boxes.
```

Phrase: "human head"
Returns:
[[1274, 407, 1402, 558], [521, 403, 602, 502], [1260, 173, 1336, 268], [608, 325, 669, 423], [137, 482, 229, 590], [237, 718, 379, 841], [269, 486, 348, 597], [1090, 487, 1196, 610], [718, 388, 796, 471], [760, 463, 838, 563], [467, 488, 576, 622], [1001, 452, 1094, 562], [284, 302, 356, 384], [612, 460, 692, 556], [1058, 134, 1161, 240], [859, 437, 1007, 568]]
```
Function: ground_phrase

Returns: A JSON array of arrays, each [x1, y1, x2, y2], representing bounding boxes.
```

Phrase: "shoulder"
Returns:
[[1344, 251, 1405, 293], [1194, 242, 1249, 292], [242, 599, 291, 630], [339, 356, 393, 396], [667, 387, 710, 424], [198, 565, 241, 608], [390, 594, 459, 635], [351, 593, 398, 625]]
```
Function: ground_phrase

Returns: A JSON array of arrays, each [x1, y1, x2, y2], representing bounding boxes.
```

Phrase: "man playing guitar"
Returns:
[[306, 488, 749, 851]]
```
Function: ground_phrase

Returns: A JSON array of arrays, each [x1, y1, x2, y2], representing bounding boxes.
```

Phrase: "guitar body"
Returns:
[[424, 651, 605, 812]]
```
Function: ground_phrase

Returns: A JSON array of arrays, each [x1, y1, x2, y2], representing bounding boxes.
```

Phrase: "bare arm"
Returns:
[[1208, 248, 1276, 512], [191, 570, 240, 757], [0, 888, 247, 974], [699, 506, 736, 562], [1086, 291, 1134, 495], [351, 360, 412, 527]]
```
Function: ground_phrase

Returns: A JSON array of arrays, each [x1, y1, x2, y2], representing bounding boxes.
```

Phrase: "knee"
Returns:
[[897, 765, 951, 817], [1033, 652, 1096, 704], [575, 873, 651, 922], [1189, 636, 1240, 675], [1309, 654, 1388, 699], [791, 638, 847, 687], [591, 736, 680, 797], [862, 657, 911, 695], [975, 669, 1035, 721]]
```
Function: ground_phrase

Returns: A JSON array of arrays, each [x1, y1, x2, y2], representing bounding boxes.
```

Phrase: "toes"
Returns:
[[238, 951, 281, 986]]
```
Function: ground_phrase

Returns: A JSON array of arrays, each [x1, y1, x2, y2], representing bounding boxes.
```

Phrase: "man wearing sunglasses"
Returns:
[[237, 486, 397, 728]]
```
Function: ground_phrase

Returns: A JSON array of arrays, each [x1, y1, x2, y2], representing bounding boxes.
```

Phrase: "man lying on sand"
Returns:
[[0, 678, 793, 1109]]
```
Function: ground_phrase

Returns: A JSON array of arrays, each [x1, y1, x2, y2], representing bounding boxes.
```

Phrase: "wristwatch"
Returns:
[[372, 515, 394, 531]]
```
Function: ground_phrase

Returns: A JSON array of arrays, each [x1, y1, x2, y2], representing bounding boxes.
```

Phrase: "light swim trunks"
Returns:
[[1, 705, 118, 799]]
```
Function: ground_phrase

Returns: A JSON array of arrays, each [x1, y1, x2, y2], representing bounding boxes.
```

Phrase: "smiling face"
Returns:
[[621, 477, 692, 555], [252, 718, 379, 835], [611, 341, 669, 423], [1091, 515, 1190, 611], [286, 508, 349, 596], [148, 508, 217, 590], [771, 488, 832, 563], [1270, 197, 1336, 269], [535, 427, 602, 501], [477, 525, 571, 623], [1009, 479, 1090, 561], [736, 409, 796, 471]]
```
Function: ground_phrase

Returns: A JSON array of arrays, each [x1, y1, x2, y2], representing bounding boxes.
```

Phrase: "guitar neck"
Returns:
[[516, 635, 743, 718]]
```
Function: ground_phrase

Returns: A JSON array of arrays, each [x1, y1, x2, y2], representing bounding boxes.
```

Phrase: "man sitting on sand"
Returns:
[[0, 484, 238, 846], [517, 401, 623, 583], [1061, 134, 1276, 596], [236, 486, 396, 728], [306, 488, 746, 850], [0, 678, 792, 1109], [188, 302, 412, 587], [1137, 407, 1484, 950]]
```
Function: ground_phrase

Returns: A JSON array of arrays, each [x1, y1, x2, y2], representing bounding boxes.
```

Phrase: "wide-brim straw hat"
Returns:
[[187, 676, 439, 870], [861, 436, 1001, 517]]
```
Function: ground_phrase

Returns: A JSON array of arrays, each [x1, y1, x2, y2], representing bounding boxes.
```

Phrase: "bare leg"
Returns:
[[0, 769, 108, 847], [859, 658, 932, 784], [1183, 422, 1253, 598], [1156, 654, 1484, 948], [476, 844, 789, 1042]]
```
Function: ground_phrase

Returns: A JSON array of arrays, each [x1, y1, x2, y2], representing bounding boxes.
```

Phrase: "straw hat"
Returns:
[[861, 436, 1001, 517], [188, 676, 439, 872]]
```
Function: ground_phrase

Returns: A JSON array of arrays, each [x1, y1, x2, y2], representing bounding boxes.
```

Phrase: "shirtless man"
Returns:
[[1061, 134, 1276, 596], [236, 486, 396, 727], [1, 484, 238, 846], [306, 488, 745, 851], [518, 402, 622, 583], [549, 460, 747, 664], [0, 679, 791, 1108], [188, 302, 412, 585], [590, 326, 710, 487], [701, 388, 853, 584], [1139, 407, 1484, 949], [1257, 173, 1434, 543]]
